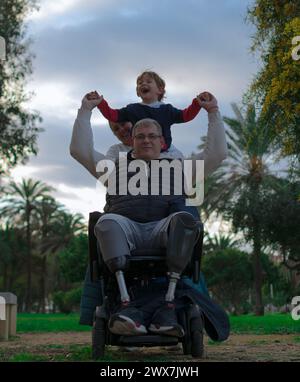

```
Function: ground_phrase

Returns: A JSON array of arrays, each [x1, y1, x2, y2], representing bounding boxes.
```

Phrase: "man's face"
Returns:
[[133, 123, 164, 160], [110, 121, 133, 146]]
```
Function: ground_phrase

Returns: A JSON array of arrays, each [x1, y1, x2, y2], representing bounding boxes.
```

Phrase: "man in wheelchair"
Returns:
[[71, 92, 230, 357]]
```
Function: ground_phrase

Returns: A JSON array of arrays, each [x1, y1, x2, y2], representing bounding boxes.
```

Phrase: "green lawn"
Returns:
[[17, 313, 90, 332], [230, 313, 300, 334], [16, 312, 300, 334]]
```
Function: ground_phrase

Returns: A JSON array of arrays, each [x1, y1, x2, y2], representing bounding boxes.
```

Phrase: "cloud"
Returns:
[[28, 0, 257, 101], [14, 0, 258, 221]]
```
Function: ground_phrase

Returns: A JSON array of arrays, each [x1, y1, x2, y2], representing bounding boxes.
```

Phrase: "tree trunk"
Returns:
[[252, 228, 264, 316], [40, 255, 47, 314], [3, 264, 8, 290], [25, 211, 32, 312]]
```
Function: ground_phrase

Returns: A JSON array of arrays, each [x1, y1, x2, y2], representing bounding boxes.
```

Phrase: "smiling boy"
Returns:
[[95, 71, 202, 151]]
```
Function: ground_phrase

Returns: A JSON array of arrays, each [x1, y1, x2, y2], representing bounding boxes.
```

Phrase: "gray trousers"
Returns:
[[94, 212, 190, 263]]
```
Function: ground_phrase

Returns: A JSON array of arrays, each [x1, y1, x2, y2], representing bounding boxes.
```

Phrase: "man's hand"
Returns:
[[196, 92, 219, 113], [81, 91, 103, 110]]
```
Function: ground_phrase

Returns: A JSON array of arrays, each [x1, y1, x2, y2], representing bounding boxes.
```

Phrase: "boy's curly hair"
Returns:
[[136, 71, 166, 101]]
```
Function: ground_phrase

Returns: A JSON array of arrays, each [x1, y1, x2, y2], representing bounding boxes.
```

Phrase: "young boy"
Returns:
[[96, 71, 202, 150]]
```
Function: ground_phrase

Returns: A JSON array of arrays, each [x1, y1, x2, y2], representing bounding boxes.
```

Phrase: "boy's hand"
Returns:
[[81, 91, 103, 110], [196, 92, 219, 113], [86, 91, 103, 101]]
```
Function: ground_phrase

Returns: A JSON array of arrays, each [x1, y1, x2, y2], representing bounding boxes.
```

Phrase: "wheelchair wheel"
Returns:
[[92, 316, 106, 359], [178, 309, 191, 355], [190, 316, 204, 358]]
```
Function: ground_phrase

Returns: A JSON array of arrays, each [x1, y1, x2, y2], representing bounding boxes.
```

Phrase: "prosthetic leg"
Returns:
[[98, 220, 149, 335], [95, 219, 131, 304], [149, 212, 200, 337], [165, 213, 200, 302], [106, 256, 130, 303]]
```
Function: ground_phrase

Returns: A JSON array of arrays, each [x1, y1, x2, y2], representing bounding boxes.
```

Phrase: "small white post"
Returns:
[[0, 293, 17, 341]]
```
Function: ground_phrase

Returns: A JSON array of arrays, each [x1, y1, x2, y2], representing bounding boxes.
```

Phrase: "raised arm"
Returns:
[[190, 92, 228, 183], [181, 98, 201, 122], [70, 94, 106, 179], [171, 98, 201, 124]]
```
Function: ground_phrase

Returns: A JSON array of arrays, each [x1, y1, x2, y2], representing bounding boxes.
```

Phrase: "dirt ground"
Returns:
[[0, 332, 300, 362]]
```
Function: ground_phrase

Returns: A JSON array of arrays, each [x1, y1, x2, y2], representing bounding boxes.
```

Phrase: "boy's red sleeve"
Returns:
[[182, 98, 201, 122], [97, 98, 119, 122]]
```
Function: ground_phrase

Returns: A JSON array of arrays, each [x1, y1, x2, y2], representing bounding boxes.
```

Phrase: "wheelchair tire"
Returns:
[[178, 309, 191, 355], [92, 316, 106, 359], [190, 317, 204, 358]]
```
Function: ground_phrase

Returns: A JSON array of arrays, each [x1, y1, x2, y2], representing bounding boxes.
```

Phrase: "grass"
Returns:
[[1, 313, 299, 362], [16, 312, 300, 334], [229, 313, 300, 334], [17, 313, 90, 333], [8, 353, 50, 362], [0, 344, 174, 362]]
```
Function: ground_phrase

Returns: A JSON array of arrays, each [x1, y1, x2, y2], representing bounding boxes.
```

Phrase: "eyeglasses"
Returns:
[[134, 134, 162, 141]]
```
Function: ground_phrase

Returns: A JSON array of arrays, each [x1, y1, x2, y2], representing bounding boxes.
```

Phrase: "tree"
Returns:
[[0, 178, 53, 311], [260, 177, 300, 276], [57, 234, 88, 284], [40, 210, 86, 254], [202, 248, 253, 315], [32, 196, 61, 313], [0, 0, 42, 175], [202, 103, 282, 315], [35, 204, 85, 311], [246, 0, 300, 157], [204, 233, 240, 254], [0, 222, 26, 291]]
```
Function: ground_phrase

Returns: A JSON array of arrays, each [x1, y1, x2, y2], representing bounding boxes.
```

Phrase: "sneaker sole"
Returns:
[[109, 315, 147, 336], [148, 324, 185, 338]]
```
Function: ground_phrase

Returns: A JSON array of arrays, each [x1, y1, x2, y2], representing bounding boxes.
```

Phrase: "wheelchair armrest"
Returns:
[[181, 221, 204, 283], [190, 222, 204, 283]]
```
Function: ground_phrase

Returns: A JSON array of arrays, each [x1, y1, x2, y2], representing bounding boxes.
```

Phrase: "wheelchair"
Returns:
[[88, 211, 205, 359]]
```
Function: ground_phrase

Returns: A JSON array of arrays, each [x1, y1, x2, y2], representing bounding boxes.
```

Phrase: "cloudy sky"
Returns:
[[11, 0, 258, 223]]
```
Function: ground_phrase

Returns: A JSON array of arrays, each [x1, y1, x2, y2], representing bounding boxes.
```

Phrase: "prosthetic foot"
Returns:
[[106, 255, 130, 303], [106, 256, 148, 335], [165, 213, 200, 302]]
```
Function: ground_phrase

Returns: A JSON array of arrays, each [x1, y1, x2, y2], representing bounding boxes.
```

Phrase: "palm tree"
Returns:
[[204, 233, 240, 254], [40, 210, 86, 254], [0, 178, 53, 311], [31, 196, 61, 313], [36, 200, 85, 311], [36, 207, 85, 308], [201, 103, 283, 315], [0, 222, 26, 293]]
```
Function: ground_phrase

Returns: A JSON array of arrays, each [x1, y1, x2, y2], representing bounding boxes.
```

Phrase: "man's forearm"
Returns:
[[70, 107, 105, 178], [191, 110, 228, 182]]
